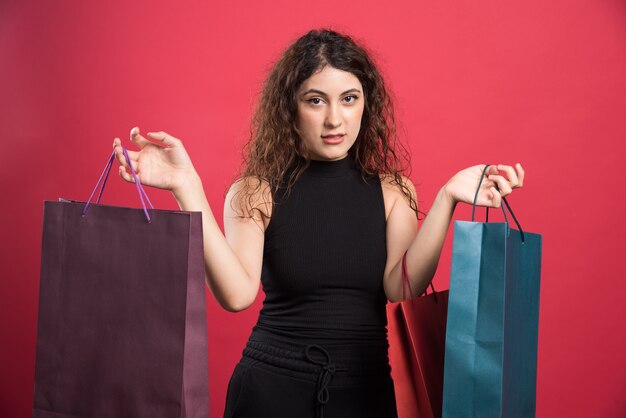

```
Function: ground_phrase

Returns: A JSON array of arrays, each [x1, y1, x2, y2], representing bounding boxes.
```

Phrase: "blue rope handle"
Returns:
[[471, 164, 525, 243]]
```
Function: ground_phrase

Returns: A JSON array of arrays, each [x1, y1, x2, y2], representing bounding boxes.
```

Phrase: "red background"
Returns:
[[1, 0, 625, 417]]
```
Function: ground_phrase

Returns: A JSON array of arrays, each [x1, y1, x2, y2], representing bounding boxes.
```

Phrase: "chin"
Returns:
[[320, 150, 349, 161], [307, 141, 354, 161]]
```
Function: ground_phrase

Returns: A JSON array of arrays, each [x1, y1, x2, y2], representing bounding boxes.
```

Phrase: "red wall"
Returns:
[[1, 1, 625, 416]]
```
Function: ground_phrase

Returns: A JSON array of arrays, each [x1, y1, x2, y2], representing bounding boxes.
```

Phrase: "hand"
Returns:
[[112, 127, 199, 193], [442, 163, 525, 208]]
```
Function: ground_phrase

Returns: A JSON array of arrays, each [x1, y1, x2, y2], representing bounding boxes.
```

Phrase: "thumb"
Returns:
[[130, 126, 150, 148], [146, 131, 181, 147]]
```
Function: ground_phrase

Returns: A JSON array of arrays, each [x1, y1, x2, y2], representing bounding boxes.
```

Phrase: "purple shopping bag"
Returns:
[[33, 149, 209, 418]]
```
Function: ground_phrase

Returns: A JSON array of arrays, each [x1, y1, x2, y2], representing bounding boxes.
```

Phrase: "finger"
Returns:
[[130, 126, 151, 148], [490, 186, 502, 208], [113, 146, 139, 170], [487, 174, 513, 197], [127, 158, 140, 173], [119, 147, 140, 161], [118, 166, 136, 183], [496, 164, 520, 188], [481, 180, 496, 190], [147, 131, 181, 147], [113, 144, 128, 168], [516, 163, 525, 187], [479, 164, 498, 178]]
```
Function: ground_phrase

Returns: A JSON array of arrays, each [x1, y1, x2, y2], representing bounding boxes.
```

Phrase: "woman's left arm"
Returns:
[[383, 164, 524, 302]]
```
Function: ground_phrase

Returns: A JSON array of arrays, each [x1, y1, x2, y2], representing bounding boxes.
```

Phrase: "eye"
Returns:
[[343, 95, 359, 104], [307, 97, 324, 105]]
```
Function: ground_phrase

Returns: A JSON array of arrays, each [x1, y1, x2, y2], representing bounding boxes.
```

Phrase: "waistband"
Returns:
[[242, 335, 391, 418], [247, 327, 390, 374]]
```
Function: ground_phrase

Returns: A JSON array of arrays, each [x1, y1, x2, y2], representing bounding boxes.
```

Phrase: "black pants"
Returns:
[[224, 339, 398, 418]]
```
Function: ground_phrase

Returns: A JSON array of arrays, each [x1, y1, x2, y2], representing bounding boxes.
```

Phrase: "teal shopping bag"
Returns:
[[442, 166, 542, 418]]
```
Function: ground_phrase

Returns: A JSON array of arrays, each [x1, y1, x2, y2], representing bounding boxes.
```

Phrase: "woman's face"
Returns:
[[295, 66, 365, 161]]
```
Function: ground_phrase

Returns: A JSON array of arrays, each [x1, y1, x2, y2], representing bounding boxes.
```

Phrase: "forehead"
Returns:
[[298, 66, 362, 93]]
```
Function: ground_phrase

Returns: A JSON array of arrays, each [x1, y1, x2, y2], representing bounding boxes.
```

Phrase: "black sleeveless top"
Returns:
[[251, 156, 388, 347]]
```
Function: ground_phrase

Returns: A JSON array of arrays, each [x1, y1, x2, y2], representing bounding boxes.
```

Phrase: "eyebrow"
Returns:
[[300, 88, 362, 97]]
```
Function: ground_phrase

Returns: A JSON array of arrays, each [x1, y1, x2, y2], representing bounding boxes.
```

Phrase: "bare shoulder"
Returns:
[[225, 176, 273, 230], [378, 174, 418, 220]]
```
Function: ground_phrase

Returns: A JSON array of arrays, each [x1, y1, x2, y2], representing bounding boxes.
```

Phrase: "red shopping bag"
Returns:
[[387, 253, 448, 418], [33, 149, 209, 418]]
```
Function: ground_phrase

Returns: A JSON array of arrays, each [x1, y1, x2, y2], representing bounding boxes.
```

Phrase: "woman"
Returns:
[[112, 29, 523, 418]]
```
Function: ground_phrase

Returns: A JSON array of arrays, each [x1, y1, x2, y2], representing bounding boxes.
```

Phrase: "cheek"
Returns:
[[296, 112, 318, 136], [349, 107, 365, 132], [350, 101, 365, 119]]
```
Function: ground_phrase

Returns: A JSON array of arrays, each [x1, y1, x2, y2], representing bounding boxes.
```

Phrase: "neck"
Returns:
[[304, 155, 356, 178]]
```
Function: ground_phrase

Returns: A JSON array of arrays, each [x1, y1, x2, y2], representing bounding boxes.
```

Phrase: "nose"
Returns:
[[324, 103, 342, 129]]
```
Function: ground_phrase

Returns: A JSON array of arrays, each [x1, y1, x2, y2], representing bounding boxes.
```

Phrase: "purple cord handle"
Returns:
[[82, 147, 154, 222]]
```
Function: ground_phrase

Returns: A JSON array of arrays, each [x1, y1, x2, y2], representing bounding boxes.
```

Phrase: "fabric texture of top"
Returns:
[[250, 155, 389, 348]]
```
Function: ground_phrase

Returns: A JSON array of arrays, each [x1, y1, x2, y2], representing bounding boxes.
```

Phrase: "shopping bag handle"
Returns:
[[81, 147, 154, 222], [471, 164, 525, 243], [401, 251, 439, 303]]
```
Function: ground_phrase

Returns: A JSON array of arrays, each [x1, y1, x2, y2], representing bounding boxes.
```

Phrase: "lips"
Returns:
[[321, 134, 345, 144]]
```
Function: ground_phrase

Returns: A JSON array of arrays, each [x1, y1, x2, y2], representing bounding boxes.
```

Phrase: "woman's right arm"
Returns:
[[113, 128, 265, 312]]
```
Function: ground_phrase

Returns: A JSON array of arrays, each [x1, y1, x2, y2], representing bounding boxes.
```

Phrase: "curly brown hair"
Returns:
[[232, 28, 419, 221]]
